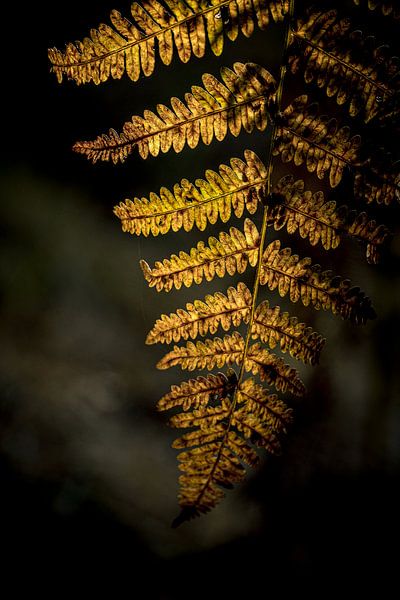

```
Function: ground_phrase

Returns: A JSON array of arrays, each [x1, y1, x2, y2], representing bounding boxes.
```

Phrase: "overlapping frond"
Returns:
[[114, 150, 267, 236], [269, 175, 390, 263], [146, 282, 251, 344], [140, 218, 260, 291], [147, 279, 324, 364], [157, 331, 306, 396], [353, 0, 400, 19], [289, 10, 400, 123], [274, 95, 361, 188], [274, 96, 399, 204], [49, 0, 289, 85], [252, 300, 325, 365], [73, 63, 276, 163], [165, 375, 292, 524], [260, 240, 376, 324]]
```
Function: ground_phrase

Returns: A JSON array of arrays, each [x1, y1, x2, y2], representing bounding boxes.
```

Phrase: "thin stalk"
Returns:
[[189, 0, 295, 511]]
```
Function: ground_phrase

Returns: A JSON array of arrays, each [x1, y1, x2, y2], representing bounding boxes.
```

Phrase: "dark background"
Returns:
[[1, 0, 399, 594]]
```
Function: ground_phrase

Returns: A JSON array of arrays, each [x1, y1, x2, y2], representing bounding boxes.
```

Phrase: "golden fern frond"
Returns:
[[354, 157, 400, 206], [157, 371, 237, 411], [274, 96, 400, 204], [269, 175, 390, 263], [252, 300, 325, 365], [140, 218, 260, 291], [48, 1, 289, 85], [260, 240, 376, 324], [157, 331, 306, 396], [73, 63, 276, 163], [353, 0, 400, 19], [166, 374, 292, 524], [146, 279, 324, 364], [237, 377, 294, 431], [146, 282, 251, 344], [289, 10, 400, 123], [274, 95, 361, 188], [114, 150, 267, 235]]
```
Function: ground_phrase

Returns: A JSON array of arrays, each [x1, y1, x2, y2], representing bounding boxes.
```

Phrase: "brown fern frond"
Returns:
[[274, 95, 362, 188], [169, 373, 292, 524], [353, 0, 400, 19], [157, 331, 306, 396], [140, 218, 260, 291], [157, 371, 236, 411], [114, 150, 267, 235], [269, 175, 390, 263], [260, 240, 376, 324], [146, 282, 252, 344], [289, 10, 400, 123], [73, 63, 276, 163], [354, 156, 400, 206], [236, 377, 293, 434], [48, 1, 289, 85], [252, 300, 325, 365]]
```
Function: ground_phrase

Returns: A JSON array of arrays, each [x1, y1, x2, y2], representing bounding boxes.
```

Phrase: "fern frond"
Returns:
[[354, 156, 400, 206], [157, 371, 236, 411], [260, 240, 376, 324], [269, 175, 390, 263], [274, 95, 361, 188], [252, 300, 325, 365], [237, 377, 293, 432], [146, 282, 251, 344], [157, 331, 306, 396], [140, 218, 260, 291], [48, 1, 289, 85], [114, 150, 267, 235], [73, 63, 276, 163], [353, 0, 400, 19], [290, 10, 400, 123], [169, 375, 292, 524]]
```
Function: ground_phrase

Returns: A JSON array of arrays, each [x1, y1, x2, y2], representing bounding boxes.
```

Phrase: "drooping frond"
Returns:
[[146, 282, 251, 344], [260, 240, 376, 324], [167, 373, 292, 524], [157, 331, 306, 396], [48, 1, 289, 85], [352, 0, 400, 19], [268, 175, 390, 263], [114, 150, 267, 235], [157, 371, 237, 411], [140, 218, 260, 291], [289, 10, 400, 123], [252, 300, 325, 365], [73, 63, 276, 163], [274, 95, 361, 188]]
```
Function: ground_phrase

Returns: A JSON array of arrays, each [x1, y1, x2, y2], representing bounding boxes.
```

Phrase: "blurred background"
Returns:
[[1, 0, 399, 594]]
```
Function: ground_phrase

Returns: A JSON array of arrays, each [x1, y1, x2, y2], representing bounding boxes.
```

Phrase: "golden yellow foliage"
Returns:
[[114, 150, 266, 235], [163, 374, 292, 524], [48, 0, 289, 85], [290, 10, 400, 122], [73, 63, 276, 163], [260, 240, 376, 324], [140, 218, 260, 291], [146, 282, 252, 344], [269, 175, 390, 263], [157, 331, 306, 396], [274, 95, 362, 188], [252, 300, 325, 365]]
